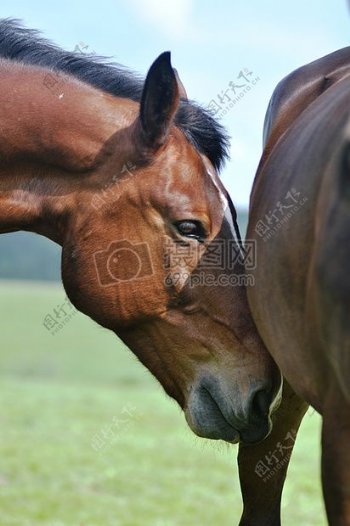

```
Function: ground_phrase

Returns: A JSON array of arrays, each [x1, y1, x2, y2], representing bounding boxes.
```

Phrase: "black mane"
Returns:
[[0, 18, 229, 170]]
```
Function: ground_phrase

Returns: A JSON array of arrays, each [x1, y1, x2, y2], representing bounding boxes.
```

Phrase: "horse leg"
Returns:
[[322, 384, 350, 526], [237, 380, 308, 526]]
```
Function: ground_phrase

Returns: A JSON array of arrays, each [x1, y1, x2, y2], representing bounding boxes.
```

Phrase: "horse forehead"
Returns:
[[137, 134, 227, 217], [178, 145, 227, 205]]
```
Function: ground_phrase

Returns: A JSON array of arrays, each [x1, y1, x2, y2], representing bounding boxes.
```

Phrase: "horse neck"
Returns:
[[0, 59, 138, 244]]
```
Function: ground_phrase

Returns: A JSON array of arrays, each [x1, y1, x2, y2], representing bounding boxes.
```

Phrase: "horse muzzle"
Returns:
[[184, 375, 276, 444]]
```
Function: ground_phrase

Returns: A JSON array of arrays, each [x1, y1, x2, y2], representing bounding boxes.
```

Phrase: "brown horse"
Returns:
[[236, 47, 350, 525], [0, 20, 281, 448]]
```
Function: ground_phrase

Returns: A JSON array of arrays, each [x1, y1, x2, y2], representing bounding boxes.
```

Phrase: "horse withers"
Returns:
[[0, 20, 281, 446], [238, 47, 350, 525]]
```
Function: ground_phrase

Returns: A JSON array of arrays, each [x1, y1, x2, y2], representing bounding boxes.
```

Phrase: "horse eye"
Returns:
[[174, 220, 207, 242]]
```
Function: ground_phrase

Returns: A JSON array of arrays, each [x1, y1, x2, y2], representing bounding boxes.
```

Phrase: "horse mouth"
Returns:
[[184, 385, 241, 443], [184, 403, 241, 443], [184, 381, 272, 445]]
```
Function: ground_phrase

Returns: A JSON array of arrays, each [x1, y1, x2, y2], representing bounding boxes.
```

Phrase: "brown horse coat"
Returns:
[[237, 47, 350, 525]]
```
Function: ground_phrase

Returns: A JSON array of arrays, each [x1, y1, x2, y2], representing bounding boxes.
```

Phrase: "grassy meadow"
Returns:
[[0, 280, 326, 525]]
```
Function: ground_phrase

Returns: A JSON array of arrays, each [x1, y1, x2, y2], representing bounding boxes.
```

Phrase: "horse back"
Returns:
[[261, 47, 350, 164]]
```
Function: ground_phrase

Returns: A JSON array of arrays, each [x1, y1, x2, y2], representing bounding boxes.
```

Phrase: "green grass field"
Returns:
[[0, 281, 326, 525]]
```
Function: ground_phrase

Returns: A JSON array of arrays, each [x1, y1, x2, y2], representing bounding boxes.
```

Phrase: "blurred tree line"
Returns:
[[0, 232, 61, 281]]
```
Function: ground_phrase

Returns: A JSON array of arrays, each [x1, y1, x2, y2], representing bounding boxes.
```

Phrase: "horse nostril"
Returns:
[[239, 388, 273, 444], [250, 388, 272, 420]]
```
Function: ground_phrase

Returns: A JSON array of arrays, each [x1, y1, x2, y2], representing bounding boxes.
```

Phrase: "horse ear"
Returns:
[[139, 52, 180, 149], [174, 68, 188, 100]]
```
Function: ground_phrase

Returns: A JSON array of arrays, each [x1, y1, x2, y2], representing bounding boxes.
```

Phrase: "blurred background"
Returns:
[[1, 0, 347, 524]]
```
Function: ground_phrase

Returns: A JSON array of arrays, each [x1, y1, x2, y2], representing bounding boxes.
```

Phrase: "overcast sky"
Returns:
[[1, 0, 349, 207]]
